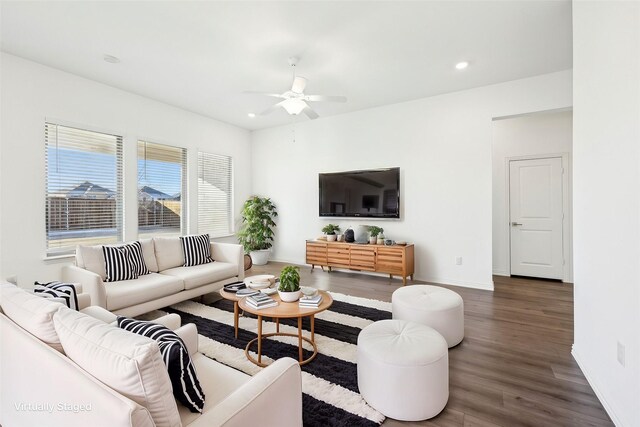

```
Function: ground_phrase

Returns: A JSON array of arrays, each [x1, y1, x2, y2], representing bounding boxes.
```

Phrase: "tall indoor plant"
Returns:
[[237, 196, 278, 265]]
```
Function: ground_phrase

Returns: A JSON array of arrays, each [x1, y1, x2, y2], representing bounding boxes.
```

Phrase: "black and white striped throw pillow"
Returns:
[[180, 234, 214, 267], [103, 245, 138, 282], [117, 316, 205, 413], [126, 241, 150, 276], [34, 281, 79, 310]]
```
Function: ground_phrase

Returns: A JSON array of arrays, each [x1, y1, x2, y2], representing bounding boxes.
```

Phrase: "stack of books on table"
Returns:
[[246, 293, 278, 309], [299, 294, 323, 308]]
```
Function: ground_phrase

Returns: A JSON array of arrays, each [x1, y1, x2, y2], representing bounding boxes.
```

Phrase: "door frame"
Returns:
[[504, 152, 573, 283]]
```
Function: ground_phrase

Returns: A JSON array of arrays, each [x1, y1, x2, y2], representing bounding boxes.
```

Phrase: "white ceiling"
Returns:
[[1, 1, 572, 131]]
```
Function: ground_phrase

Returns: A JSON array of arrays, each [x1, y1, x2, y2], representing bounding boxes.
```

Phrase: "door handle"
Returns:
[[511, 222, 523, 226]]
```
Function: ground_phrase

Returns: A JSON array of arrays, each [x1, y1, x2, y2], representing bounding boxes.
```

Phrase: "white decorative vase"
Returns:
[[369, 236, 377, 245], [336, 234, 344, 242], [327, 234, 337, 242], [249, 249, 271, 266], [278, 290, 302, 303]]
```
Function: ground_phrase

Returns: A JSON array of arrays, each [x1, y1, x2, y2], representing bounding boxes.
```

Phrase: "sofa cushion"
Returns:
[[0, 282, 64, 352], [140, 238, 159, 273], [34, 281, 80, 310], [177, 353, 249, 425], [105, 273, 184, 311], [118, 317, 205, 413], [161, 262, 238, 290], [53, 307, 181, 427], [180, 234, 214, 267], [76, 244, 107, 280], [103, 245, 139, 282], [77, 240, 157, 279], [127, 241, 151, 276], [154, 237, 185, 271]]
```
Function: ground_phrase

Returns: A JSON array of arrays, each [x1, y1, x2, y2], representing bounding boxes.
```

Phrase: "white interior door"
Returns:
[[509, 157, 563, 279]]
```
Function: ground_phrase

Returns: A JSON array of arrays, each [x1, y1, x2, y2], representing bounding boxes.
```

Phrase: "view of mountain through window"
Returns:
[[137, 140, 186, 238]]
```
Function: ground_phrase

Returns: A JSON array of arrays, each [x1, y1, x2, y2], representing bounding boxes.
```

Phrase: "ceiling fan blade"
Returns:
[[304, 95, 347, 103], [243, 91, 286, 99], [291, 76, 308, 94], [302, 105, 319, 120], [260, 101, 286, 116]]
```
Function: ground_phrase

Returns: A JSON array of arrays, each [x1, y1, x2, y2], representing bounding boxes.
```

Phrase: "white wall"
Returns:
[[572, 2, 640, 426], [492, 110, 573, 280], [0, 53, 251, 286], [251, 70, 572, 290]]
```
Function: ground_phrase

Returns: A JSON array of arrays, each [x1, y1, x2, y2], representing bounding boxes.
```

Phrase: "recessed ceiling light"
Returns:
[[103, 54, 120, 64], [455, 61, 469, 70], [247, 113, 256, 118]]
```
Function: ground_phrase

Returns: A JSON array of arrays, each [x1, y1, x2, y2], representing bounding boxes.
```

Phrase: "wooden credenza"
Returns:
[[306, 240, 415, 285]]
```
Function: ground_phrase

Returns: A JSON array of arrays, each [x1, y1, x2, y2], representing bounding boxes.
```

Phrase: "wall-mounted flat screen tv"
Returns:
[[319, 167, 400, 218]]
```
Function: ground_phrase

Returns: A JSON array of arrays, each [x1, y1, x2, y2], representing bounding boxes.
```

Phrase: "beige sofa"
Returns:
[[0, 283, 303, 427], [62, 237, 244, 316]]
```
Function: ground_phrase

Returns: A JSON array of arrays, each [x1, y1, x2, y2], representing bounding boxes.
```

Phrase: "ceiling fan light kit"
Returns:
[[245, 57, 347, 120], [282, 98, 307, 115]]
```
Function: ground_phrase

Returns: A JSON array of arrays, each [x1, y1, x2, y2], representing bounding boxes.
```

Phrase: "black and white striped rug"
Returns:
[[163, 292, 392, 426]]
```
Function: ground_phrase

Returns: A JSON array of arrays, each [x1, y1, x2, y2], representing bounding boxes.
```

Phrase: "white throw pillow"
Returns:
[[53, 308, 181, 427], [140, 238, 159, 272], [0, 282, 64, 352], [153, 237, 185, 271], [76, 244, 107, 280]]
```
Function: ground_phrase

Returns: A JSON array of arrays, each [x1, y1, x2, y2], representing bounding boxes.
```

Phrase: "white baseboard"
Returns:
[[421, 276, 494, 291], [571, 345, 624, 426], [268, 258, 494, 291], [492, 269, 509, 276]]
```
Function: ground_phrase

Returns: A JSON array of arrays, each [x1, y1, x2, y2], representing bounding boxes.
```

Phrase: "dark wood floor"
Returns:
[[246, 262, 613, 427]]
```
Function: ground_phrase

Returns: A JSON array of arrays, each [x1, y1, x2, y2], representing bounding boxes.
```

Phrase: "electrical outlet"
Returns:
[[455, 257, 462, 266], [617, 342, 626, 366]]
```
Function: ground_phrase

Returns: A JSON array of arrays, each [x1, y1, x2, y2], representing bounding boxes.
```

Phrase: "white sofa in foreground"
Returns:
[[63, 237, 244, 317], [0, 282, 302, 427]]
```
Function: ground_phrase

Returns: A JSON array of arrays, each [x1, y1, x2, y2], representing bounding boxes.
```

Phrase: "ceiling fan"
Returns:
[[245, 57, 347, 120]]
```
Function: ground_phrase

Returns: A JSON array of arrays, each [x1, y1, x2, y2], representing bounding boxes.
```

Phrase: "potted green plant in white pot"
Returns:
[[278, 265, 301, 302], [368, 226, 384, 245], [237, 196, 278, 265], [322, 224, 341, 242]]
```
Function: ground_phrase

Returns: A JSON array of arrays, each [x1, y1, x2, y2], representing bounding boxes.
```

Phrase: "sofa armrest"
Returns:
[[186, 357, 302, 427], [81, 305, 117, 324], [62, 265, 106, 308], [210, 242, 244, 281], [175, 323, 198, 356], [77, 293, 92, 310], [153, 313, 182, 331]]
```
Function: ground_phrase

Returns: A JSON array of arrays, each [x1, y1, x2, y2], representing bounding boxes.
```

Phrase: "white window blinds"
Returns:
[[45, 122, 124, 254], [137, 140, 187, 238], [197, 152, 233, 237]]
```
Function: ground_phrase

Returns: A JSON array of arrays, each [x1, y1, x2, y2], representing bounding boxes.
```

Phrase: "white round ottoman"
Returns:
[[357, 319, 448, 421], [392, 285, 464, 347]]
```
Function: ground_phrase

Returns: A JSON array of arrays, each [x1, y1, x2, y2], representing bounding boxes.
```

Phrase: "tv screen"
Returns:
[[319, 168, 400, 218]]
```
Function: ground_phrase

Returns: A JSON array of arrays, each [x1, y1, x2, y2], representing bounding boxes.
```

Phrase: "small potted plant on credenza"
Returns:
[[278, 265, 301, 302], [322, 224, 341, 242], [368, 226, 384, 245], [237, 196, 278, 265]]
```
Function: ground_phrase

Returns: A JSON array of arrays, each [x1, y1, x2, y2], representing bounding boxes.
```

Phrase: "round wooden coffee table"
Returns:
[[238, 290, 333, 367]]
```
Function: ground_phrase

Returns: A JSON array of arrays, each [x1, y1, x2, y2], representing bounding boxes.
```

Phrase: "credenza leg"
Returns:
[[402, 276, 407, 286], [410, 274, 414, 281]]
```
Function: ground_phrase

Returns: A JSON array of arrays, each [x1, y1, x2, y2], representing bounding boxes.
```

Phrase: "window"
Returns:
[[197, 152, 233, 237], [45, 122, 123, 254], [137, 140, 186, 238]]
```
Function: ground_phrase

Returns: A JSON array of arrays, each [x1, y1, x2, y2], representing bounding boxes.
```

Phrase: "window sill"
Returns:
[[210, 233, 236, 240], [44, 253, 76, 261]]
